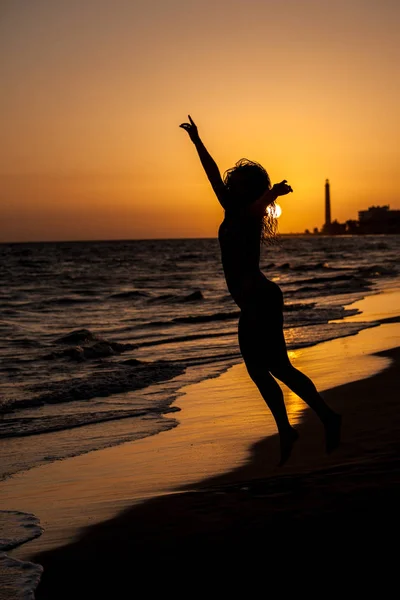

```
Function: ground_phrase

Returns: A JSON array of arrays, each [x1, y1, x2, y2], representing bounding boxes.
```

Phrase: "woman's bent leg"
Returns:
[[268, 333, 341, 453]]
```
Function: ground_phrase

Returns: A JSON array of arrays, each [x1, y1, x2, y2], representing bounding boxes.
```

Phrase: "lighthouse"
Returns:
[[325, 179, 331, 227]]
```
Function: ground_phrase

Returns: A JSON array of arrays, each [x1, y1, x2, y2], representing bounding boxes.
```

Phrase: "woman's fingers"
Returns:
[[280, 180, 292, 191], [274, 180, 293, 196], [179, 116, 196, 132]]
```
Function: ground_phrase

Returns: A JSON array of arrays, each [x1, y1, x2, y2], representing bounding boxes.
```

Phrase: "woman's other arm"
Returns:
[[249, 180, 293, 217], [180, 115, 227, 208]]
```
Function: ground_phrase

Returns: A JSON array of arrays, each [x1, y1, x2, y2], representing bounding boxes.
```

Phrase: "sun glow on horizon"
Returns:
[[267, 203, 282, 219]]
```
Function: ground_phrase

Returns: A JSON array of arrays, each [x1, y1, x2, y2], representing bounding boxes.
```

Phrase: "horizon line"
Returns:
[[1, 232, 397, 245]]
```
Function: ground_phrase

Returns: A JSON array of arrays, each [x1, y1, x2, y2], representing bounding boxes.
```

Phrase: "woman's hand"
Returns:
[[272, 180, 293, 197], [179, 115, 200, 142]]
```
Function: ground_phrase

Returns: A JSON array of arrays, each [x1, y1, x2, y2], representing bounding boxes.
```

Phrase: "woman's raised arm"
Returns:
[[180, 115, 227, 208]]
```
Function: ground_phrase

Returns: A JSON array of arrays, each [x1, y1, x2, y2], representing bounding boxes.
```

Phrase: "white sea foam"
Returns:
[[0, 553, 43, 600], [0, 511, 43, 599], [0, 511, 43, 552]]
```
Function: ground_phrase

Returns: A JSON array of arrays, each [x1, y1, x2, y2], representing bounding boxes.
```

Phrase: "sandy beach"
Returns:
[[2, 289, 400, 596]]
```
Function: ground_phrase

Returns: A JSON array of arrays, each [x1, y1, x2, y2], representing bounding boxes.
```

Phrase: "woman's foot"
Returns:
[[324, 413, 342, 454], [278, 427, 299, 466]]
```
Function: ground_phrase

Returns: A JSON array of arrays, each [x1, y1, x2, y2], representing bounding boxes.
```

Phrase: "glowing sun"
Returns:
[[267, 203, 282, 218]]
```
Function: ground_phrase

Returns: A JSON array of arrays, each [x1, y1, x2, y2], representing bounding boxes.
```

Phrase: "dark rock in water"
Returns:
[[63, 347, 86, 361], [181, 290, 204, 302], [123, 358, 143, 366], [81, 341, 135, 359], [110, 290, 149, 299], [56, 329, 99, 345], [108, 341, 137, 353], [43, 347, 85, 361], [45, 340, 137, 361]]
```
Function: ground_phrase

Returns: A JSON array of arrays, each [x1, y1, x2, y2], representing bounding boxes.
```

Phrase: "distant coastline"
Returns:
[[2, 231, 400, 245], [307, 206, 400, 236]]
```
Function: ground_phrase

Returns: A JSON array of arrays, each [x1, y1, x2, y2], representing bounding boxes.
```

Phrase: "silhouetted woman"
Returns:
[[180, 115, 341, 465]]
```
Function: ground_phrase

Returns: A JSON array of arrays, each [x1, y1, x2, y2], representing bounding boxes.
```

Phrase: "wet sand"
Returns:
[[31, 343, 400, 596]]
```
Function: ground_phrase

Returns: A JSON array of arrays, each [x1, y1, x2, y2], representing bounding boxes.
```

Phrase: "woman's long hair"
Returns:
[[223, 158, 278, 245]]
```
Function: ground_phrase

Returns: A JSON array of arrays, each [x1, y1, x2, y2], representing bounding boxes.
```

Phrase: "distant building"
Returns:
[[321, 179, 346, 234], [325, 179, 331, 227], [358, 205, 400, 234], [308, 180, 400, 235]]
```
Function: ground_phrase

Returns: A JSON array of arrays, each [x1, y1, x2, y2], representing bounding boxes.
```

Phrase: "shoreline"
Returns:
[[3, 322, 400, 558]]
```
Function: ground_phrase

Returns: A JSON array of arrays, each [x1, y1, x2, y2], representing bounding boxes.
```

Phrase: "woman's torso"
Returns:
[[218, 210, 282, 311]]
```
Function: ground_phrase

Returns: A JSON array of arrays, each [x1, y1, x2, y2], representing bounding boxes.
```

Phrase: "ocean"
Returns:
[[1, 234, 400, 597]]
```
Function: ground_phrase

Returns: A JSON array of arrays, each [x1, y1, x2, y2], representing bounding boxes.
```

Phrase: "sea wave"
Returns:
[[109, 290, 150, 300], [0, 405, 181, 439], [284, 279, 372, 298], [0, 359, 185, 415], [127, 303, 361, 332], [277, 261, 349, 271]]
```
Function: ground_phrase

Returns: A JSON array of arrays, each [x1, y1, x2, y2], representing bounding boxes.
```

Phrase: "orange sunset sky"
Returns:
[[1, 0, 399, 242]]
